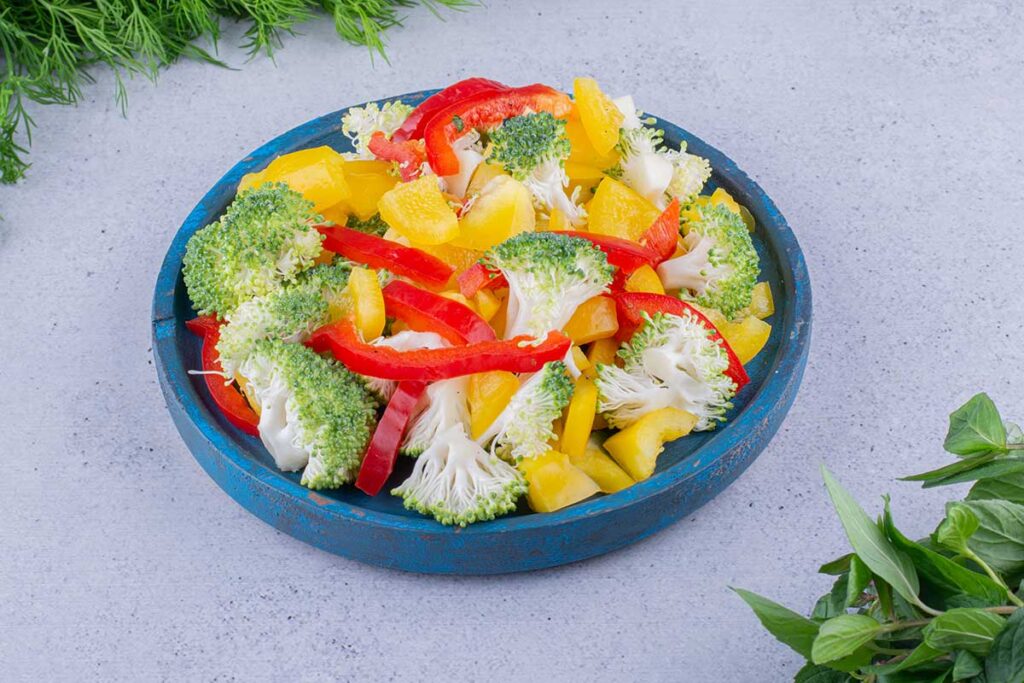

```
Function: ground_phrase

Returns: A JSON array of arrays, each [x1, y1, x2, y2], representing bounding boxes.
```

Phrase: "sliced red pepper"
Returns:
[[308, 320, 571, 381], [640, 198, 681, 263], [367, 131, 425, 181], [457, 262, 508, 297], [382, 280, 496, 345], [185, 317, 261, 436], [425, 84, 573, 176], [555, 231, 659, 275], [611, 292, 749, 390], [316, 225, 454, 289], [392, 78, 508, 143], [355, 380, 427, 496]]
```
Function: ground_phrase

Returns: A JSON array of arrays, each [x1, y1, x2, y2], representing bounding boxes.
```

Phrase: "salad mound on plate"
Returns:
[[182, 77, 773, 526]]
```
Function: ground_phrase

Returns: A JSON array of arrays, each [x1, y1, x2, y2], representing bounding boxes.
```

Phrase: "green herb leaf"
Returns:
[[936, 504, 981, 555], [811, 614, 882, 665], [944, 393, 1007, 457], [968, 472, 1024, 505], [865, 642, 944, 675], [846, 556, 872, 608], [952, 651, 984, 680], [959, 500, 1024, 579], [733, 588, 819, 659], [923, 608, 1006, 655], [922, 458, 1024, 489], [813, 575, 850, 621], [822, 467, 922, 609], [793, 663, 852, 683], [903, 452, 998, 484], [984, 607, 1024, 683], [819, 554, 854, 576]]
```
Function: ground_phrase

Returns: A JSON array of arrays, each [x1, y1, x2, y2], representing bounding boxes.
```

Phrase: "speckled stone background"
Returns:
[[1, 0, 1022, 680]]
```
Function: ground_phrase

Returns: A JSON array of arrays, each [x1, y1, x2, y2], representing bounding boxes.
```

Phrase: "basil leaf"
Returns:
[[846, 555, 872, 608], [819, 553, 854, 576], [813, 574, 850, 621], [884, 501, 1007, 606], [944, 393, 1007, 457], [794, 663, 853, 683], [924, 458, 1024, 489], [812, 614, 882, 664], [903, 453, 998, 484], [822, 468, 921, 608], [959, 500, 1024, 579], [936, 504, 980, 555], [968, 472, 1024, 505], [733, 588, 818, 659], [952, 651, 983, 680], [866, 642, 944, 675], [984, 607, 1024, 683], [923, 608, 1006, 655], [1006, 420, 1024, 445]]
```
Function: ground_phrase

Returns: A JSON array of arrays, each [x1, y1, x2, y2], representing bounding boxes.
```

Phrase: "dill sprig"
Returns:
[[0, 0, 474, 184]]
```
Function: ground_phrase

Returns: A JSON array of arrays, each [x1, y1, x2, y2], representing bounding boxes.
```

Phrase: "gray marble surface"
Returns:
[[2, 1, 1022, 680]]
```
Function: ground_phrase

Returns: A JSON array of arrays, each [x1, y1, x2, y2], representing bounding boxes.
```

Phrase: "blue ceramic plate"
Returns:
[[153, 89, 812, 574]]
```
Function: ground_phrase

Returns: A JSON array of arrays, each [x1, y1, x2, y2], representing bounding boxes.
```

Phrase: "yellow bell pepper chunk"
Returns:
[[490, 294, 509, 339], [603, 408, 697, 481], [588, 177, 661, 242], [236, 373, 261, 416], [570, 345, 591, 374], [378, 175, 459, 245], [349, 267, 385, 340], [747, 282, 774, 319], [624, 264, 665, 294], [519, 450, 601, 513], [570, 445, 634, 494], [718, 316, 771, 364], [409, 240, 482, 283], [338, 159, 398, 221], [452, 175, 535, 251], [565, 161, 606, 186], [560, 377, 598, 459], [239, 146, 351, 214], [563, 296, 619, 345], [473, 288, 501, 322], [710, 187, 741, 215], [585, 337, 620, 377], [547, 207, 571, 233], [566, 116, 619, 169], [439, 290, 475, 311], [465, 162, 508, 198], [467, 371, 519, 439], [573, 77, 624, 157]]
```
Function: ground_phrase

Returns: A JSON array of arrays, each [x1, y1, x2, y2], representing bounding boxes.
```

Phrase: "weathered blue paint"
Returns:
[[152, 90, 812, 575]]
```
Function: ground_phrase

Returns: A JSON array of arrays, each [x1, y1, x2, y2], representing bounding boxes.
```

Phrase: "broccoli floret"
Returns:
[[656, 202, 759, 318], [183, 183, 323, 317], [595, 312, 736, 431], [401, 376, 470, 457], [340, 100, 415, 158], [486, 112, 585, 225], [486, 232, 614, 339], [477, 361, 573, 461], [392, 423, 527, 526], [664, 145, 711, 204], [363, 331, 449, 401], [239, 339, 378, 489], [612, 121, 711, 209], [345, 213, 389, 237], [216, 262, 352, 377]]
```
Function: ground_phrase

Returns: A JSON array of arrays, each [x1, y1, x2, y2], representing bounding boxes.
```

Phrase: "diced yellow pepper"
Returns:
[[563, 296, 619, 345], [565, 161, 606, 186], [319, 204, 348, 226], [603, 408, 697, 481], [560, 377, 598, 459], [573, 77, 624, 157], [409, 240, 482, 283], [473, 288, 501, 322], [747, 282, 774, 319], [548, 207, 571, 233], [378, 175, 459, 245], [439, 290, 475, 311], [710, 187, 741, 215], [570, 445, 634, 494], [549, 418, 564, 449], [718, 316, 771, 364], [467, 371, 519, 439], [348, 267, 385, 340], [236, 373, 261, 416], [239, 146, 351, 214], [465, 162, 508, 197], [452, 175, 535, 251], [624, 264, 665, 294], [588, 177, 660, 242], [566, 116, 619, 169], [519, 450, 601, 513], [339, 159, 398, 221], [490, 294, 509, 339], [739, 204, 756, 232], [570, 345, 591, 374], [585, 337, 620, 376]]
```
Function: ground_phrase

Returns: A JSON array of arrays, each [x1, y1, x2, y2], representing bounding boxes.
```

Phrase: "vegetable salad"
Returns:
[[182, 77, 774, 526]]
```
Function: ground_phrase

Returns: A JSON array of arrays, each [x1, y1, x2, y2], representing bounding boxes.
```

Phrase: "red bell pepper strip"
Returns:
[[611, 292, 749, 390], [308, 320, 571, 381], [555, 231, 660, 275], [640, 198, 681, 263], [382, 280, 496, 345], [185, 316, 261, 436], [355, 380, 427, 496], [425, 84, 573, 176], [316, 225, 454, 289], [392, 78, 508, 143], [457, 262, 507, 297], [367, 132, 425, 181]]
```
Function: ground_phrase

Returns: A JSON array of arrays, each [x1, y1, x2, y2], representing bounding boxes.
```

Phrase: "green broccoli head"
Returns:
[[486, 232, 614, 339], [344, 212, 389, 237], [487, 112, 571, 181], [216, 261, 352, 376], [392, 423, 527, 526], [401, 376, 470, 457], [596, 312, 736, 431], [655, 202, 759, 318], [183, 182, 324, 317], [240, 339, 378, 489], [477, 361, 573, 462]]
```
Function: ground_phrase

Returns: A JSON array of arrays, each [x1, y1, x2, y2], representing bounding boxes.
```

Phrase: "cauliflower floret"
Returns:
[[340, 100, 415, 158]]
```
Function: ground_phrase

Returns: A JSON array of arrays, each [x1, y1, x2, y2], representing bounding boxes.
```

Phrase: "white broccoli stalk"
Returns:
[[391, 423, 527, 526], [401, 376, 471, 457], [363, 331, 449, 401], [340, 100, 415, 158], [441, 129, 484, 198], [477, 361, 573, 461]]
